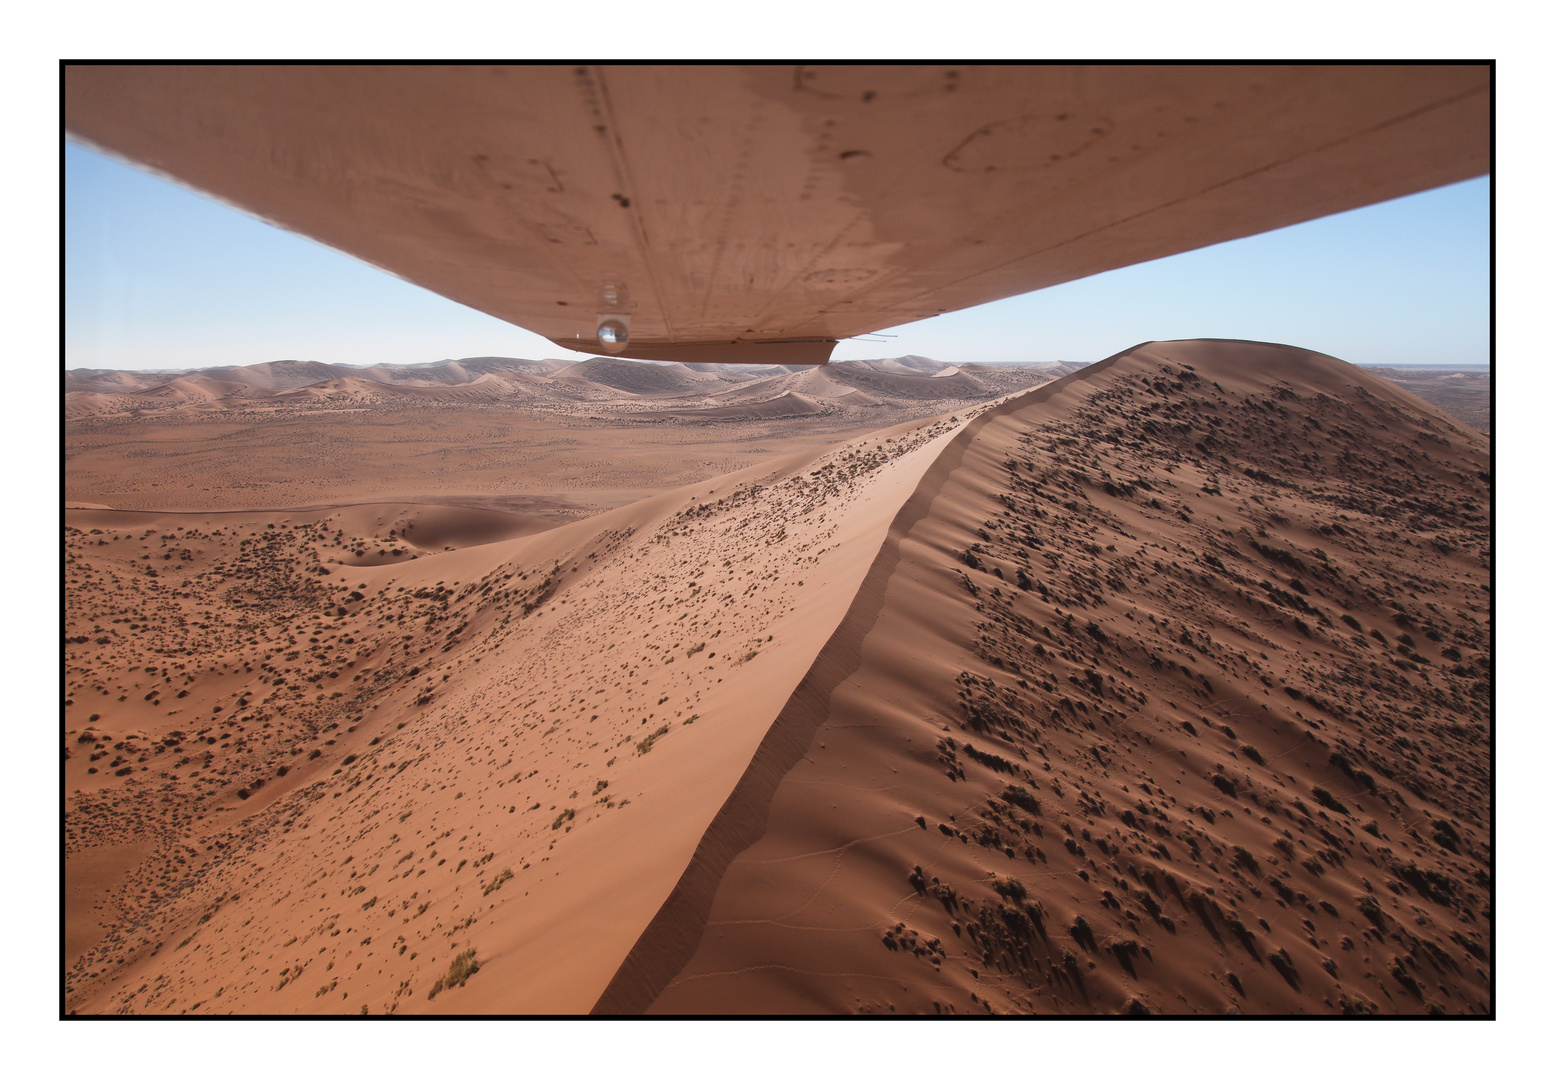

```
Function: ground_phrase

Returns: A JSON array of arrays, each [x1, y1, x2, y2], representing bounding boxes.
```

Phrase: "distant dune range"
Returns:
[[65, 354, 1489, 429], [65, 354, 1071, 415], [64, 342, 1489, 1015], [1360, 368, 1490, 432], [65, 356, 1072, 518]]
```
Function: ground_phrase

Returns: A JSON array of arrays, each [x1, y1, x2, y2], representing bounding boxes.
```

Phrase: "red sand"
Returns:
[[65, 342, 1489, 1014]]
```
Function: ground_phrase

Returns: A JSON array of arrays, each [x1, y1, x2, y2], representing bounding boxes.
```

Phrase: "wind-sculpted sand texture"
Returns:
[[64, 341, 1490, 1015], [64, 410, 968, 1013], [601, 340, 1490, 1016]]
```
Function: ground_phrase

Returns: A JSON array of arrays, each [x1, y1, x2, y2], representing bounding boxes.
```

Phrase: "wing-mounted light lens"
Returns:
[[596, 282, 631, 353], [596, 318, 630, 353]]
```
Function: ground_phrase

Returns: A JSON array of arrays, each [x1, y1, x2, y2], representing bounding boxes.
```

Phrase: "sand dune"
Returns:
[[63, 340, 1489, 1015], [188, 360, 360, 391], [63, 354, 1060, 422], [703, 367, 879, 407], [550, 357, 728, 395], [599, 340, 1491, 1015], [65, 411, 968, 1013], [65, 357, 1057, 516], [823, 362, 992, 401], [650, 393, 827, 421], [66, 369, 190, 394], [872, 355, 947, 374], [65, 392, 127, 420]]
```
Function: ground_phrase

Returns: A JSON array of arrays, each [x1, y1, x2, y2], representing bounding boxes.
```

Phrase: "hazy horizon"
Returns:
[[64, 353, 1494, 377]]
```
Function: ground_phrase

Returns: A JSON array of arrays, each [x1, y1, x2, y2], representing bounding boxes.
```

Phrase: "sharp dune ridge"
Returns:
[[64, 400, 972, 1014], [63, 340, 1490, 1015], [603, 340, 1491, 1016], [595, 355, 1129, 1014]]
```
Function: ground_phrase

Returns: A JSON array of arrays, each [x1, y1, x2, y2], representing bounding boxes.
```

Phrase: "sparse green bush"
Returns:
[[1358, 895, 1385, 927], [998, 784, 1041, 815], [427, 949, 479, 999], [636, 725, 669, 755], [993, 876, 1027, 902], [1389, 956, 1421, 997], [1310, 786, 1349, 816]]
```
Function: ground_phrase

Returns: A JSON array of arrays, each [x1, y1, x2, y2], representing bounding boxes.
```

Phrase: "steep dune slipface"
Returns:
[[64, 412, 967, 1014], [601, 340, 1491, 1016]]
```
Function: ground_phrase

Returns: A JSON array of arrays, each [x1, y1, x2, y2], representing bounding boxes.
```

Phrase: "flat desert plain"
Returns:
[[64, 344, 1490, 1015]]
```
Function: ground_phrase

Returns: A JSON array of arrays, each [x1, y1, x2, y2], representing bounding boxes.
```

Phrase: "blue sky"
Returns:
[[65, 140, 1488, 372]]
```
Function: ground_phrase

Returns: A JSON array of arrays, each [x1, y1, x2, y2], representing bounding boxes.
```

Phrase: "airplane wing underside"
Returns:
[[64, 64, 1489, 365]]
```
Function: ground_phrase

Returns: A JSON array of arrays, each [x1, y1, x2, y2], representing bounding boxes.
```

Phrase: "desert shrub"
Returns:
[[427, 949, 479, 999], [1389, 957, 1421, 997], [998, 784, 1041, 815], [1310, 786, 1349, 815], [1328, 752, 1378, 793], [993, 876, 1027, 902], [1399, 863, 1457, 906], [1358, 895, 1385, 927], [636, 725, 669, 755]]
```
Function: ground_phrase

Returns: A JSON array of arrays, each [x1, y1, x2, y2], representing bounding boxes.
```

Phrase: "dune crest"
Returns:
[[600, 340, 1491, 1016]]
